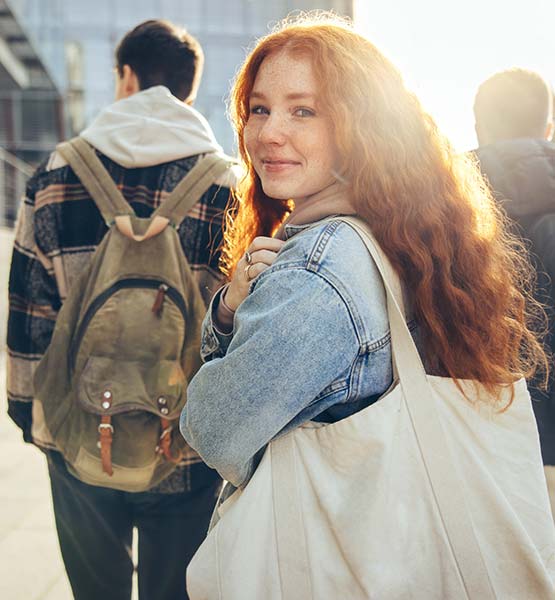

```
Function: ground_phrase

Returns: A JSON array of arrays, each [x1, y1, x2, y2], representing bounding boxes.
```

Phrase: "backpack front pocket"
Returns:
[[77, 356, 185, 418], [71, 278, 187, 374]]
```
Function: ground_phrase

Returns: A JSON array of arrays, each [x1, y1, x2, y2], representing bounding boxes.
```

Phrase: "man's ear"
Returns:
[[115, 64, 140, 100]]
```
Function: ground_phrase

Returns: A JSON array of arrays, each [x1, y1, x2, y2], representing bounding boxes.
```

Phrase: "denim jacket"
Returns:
[[180, 218, 413, 488]]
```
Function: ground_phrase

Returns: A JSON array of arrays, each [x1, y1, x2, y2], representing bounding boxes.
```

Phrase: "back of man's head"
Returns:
[[115, 19, 203, 103], [474, 68, 553, 146]]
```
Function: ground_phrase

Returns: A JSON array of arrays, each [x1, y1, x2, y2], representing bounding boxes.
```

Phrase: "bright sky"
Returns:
[[354, 0, 555, 151]]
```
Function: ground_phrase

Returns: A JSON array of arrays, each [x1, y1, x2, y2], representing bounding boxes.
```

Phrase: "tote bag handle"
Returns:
[[271, 217, 496, 599], [337, 216, 496, 598]]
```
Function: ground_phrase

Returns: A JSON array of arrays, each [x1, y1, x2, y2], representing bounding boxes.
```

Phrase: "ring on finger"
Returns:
[[244, 263, 254, 280], [244, 250, 252, 265]]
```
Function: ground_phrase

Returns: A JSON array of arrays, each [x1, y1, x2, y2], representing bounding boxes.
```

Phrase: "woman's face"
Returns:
[[244, 50, 339, 202]]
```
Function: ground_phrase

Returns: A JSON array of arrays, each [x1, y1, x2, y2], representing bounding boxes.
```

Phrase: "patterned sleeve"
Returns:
[[6, 169, 60, 442], [179, 181, 235, 306]]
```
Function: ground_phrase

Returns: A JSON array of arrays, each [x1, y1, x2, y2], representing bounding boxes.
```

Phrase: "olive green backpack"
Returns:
[[34, 138, 233, 492]]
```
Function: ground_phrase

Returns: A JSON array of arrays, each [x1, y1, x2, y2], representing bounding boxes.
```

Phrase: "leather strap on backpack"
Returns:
[[98, 415, 180, 476], [98, 415, 114, 476], [158, 418, 182, 464]]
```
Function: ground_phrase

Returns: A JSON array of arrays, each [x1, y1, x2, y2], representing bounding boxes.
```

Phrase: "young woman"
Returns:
[[180, 15, 545, 489], [179, 13, 555, 599]]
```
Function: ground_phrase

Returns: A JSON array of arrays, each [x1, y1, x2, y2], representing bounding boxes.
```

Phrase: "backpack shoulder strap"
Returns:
[[56, 137, 134, 226], [153, 153, 236, 228]]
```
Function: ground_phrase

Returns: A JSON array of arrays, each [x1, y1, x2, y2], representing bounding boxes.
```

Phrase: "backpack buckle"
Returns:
[[98, 423, 114, 434]]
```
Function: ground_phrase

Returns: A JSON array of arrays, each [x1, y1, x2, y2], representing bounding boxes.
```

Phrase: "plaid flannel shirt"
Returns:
[[7, 148, 235, 493]]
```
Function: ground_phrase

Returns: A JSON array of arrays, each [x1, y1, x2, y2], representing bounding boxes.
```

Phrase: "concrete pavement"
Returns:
[[0, 227, 73, 599], [0, 386, 73, 600]]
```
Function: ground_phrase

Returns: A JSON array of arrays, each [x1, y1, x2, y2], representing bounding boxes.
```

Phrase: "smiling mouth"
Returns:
[[261, 160, 300, 172]]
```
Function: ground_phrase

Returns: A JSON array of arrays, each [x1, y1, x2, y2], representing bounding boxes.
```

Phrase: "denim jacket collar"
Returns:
[[282, 215, 349, 240]]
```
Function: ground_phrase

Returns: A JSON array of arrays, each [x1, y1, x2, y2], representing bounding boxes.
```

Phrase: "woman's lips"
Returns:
[[261, 160, 300, 173]]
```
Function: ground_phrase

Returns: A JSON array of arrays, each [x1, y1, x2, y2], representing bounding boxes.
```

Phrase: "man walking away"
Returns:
[[7, 20, 237, 600], [473, 68, 555, 514]]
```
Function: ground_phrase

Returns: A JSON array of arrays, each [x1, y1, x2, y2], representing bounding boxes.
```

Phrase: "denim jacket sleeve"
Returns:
[[200, 287, 234, 360], [180, 265, 360, 488]]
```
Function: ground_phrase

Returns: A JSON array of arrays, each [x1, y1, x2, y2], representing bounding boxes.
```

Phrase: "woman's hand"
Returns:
[[224, 237, 285, 311]]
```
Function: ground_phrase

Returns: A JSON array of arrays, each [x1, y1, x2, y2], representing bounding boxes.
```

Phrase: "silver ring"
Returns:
[[244, 263, 254, 280], [244, 250, 252, 265]]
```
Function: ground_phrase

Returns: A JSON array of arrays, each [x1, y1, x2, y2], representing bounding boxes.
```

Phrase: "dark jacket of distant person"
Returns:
[[475, 138, 555, 464]]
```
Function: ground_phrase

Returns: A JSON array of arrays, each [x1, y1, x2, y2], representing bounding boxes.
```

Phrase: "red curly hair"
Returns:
[[222, 12, 547, 398]]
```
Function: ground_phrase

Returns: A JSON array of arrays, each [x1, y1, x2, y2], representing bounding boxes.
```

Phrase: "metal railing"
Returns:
[[0, 147, 34, 227]]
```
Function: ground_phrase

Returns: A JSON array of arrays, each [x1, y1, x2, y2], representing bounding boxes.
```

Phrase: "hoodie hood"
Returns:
[[474, 138, 555, 221], [80, 86, 223, 168]]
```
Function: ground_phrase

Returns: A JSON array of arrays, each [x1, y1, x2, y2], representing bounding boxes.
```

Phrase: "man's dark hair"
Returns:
[[474, 68, 553, 145], [116, 19, 204, 102]]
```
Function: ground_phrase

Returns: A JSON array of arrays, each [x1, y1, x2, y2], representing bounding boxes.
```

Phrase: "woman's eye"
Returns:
[[250, 105, 268, 115], [294, 107, 315, 117]]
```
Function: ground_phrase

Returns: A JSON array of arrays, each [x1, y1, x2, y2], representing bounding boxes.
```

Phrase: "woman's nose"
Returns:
[[257, 113, 287, 145]]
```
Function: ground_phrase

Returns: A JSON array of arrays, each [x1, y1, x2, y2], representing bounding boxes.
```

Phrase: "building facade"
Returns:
[[1, 0, 353, 224], [11, 0, 353, 151], [0, 0, 64, 226]]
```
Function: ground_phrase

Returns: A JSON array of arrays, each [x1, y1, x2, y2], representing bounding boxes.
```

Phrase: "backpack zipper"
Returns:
[[70, 278, 187, 374]]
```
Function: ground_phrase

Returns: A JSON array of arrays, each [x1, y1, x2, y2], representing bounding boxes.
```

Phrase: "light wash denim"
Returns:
[[180, 218, 416, 488]]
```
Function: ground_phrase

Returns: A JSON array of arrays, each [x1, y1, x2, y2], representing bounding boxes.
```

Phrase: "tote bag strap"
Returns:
[[271, 216, 496, 599], [336, 216, 496, 599]]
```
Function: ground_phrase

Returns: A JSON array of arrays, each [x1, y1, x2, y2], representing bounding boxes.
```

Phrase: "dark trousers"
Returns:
[[47, 452, 220, 600]]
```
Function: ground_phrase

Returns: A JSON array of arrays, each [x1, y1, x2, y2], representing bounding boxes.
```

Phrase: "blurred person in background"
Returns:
[[473, 68, 555, 514], [6, 19, 236, 600]]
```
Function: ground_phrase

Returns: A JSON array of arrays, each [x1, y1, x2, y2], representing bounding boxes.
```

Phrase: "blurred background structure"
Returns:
[[0, 0, 64, 226], [0, 0, 353, 227]]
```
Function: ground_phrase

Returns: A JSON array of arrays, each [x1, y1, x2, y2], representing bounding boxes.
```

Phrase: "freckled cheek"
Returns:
[[243, 123, 258, 161], [305, 142, 335, 172]]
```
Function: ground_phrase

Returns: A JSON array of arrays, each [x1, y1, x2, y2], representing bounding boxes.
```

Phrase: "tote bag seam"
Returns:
[[271, 443, 286, 599], [292, 437, 314, 600], [215, 523, 223, 600]]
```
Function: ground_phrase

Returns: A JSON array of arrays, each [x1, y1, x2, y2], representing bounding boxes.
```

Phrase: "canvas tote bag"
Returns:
[[187, 217, 555, 600]]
